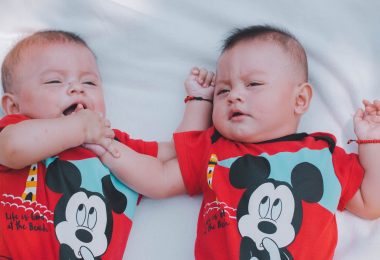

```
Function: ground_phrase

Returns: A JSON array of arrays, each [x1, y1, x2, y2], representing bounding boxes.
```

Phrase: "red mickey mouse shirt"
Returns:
[[0, 114, 157, 260], [174, 127, 364, 260]]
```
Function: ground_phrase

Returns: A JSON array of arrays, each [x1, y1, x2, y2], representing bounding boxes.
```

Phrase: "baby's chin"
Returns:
[[217, 129, 260, 143], [220, 126, 289, 143]]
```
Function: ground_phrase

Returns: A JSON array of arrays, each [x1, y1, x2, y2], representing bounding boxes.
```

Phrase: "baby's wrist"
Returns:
[[347, 139, 380, 144], [65, 113, 87, 144], [184, 95, 213, 104], [185, 89, 213, 100]]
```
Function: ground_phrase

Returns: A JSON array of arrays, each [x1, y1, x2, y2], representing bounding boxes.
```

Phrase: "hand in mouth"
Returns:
[[63, 103, 86, 116]]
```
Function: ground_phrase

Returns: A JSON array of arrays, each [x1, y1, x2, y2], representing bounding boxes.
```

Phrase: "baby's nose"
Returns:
[[228, 88, 243, 103], [67, 82, 84, 94]]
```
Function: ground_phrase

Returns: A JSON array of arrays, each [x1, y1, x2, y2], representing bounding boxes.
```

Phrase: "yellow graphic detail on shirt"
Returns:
[[207, 154, 218, 190], [21, 163, 38, 201]]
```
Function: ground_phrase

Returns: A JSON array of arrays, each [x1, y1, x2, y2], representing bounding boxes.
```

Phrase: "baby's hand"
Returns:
[[82, 143, 107, 157], [185, 67, 215, 100], [354, 99, 380, 139], [74, 107, 119, 158]]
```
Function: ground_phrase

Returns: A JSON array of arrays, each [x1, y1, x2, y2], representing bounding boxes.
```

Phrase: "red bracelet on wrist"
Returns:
[[347, 139, 380, 144], [184, 96, 213, 104]]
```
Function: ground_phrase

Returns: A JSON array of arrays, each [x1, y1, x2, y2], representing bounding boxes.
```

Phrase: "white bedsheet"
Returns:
[[0, 0, 379, 259]]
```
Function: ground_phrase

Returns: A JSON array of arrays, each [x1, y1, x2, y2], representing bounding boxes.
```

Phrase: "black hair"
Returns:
[[221, 24, 308, 80]]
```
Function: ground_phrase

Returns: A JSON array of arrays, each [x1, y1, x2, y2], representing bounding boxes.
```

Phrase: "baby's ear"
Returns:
[[1, 93, 20, 115], [294, 82, 312, 115]]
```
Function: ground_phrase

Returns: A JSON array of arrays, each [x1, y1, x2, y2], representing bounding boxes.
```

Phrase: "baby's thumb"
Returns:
[[75, 104, 85, 113]]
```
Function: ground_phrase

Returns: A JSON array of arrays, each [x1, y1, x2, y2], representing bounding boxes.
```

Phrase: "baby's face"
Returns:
[[10, 42, 105, 119], [212, 40, 303, 143]]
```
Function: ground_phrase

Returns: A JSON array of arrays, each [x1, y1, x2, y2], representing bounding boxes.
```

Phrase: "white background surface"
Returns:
[[0, 0, 379, 259]]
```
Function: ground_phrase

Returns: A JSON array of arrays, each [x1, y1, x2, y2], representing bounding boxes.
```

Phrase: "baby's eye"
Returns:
[[216, 89, 230, 95], [44, 80, 62, 84], [247, 82, 263, 87], [83, 81, 96, 86]]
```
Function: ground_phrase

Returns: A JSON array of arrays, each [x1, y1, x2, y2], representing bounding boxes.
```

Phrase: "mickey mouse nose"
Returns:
[[75, 229, 93, 243], [258, 221, 277, 234]]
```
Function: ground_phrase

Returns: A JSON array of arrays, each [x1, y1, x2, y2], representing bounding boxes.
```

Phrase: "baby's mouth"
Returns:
[[229, 111, 244, 120], [232, 112, 243, 117], [63, 103, 86, 116]]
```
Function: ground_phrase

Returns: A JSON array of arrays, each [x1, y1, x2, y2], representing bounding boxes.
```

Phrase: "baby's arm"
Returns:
[[89, 67, 215, 197], [143, 67, 214, 163], [156, 67, 214, 162], [0, 109, 117, 169], [346, 99, 380, 219], [99, 141, 185, 198], [176, 67, 215, 132]]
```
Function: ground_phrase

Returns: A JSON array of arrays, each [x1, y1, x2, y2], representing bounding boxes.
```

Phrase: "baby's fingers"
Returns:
[[197, 68, 208, 85], [106, 142, 120, 158], [104, 118, 111, 128], [374, 100, 380, 115], [203, 71, 215, 87], [75, 104, 85, 113], [354, 108, 364, 124], [82, 143, 106, 157], [100, 138, 120, 158], [363, 99, 380, 115], [105, 127, 115, 139], [191, 67, 200, 76], [197, 68, 215, 87]]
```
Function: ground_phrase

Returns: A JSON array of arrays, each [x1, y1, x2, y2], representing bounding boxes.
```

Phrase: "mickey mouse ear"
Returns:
[[291, 162, 323, 203], [101, 175, 127, 214], [46, 159, 82, 194], [230, 155, 270, 189]]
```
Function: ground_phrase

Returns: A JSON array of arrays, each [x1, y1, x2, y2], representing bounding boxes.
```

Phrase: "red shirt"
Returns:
[[174, 127, 364, 260], [0, 114, 157, 259]]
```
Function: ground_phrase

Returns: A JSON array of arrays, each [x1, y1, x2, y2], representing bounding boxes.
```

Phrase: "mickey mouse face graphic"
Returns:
[[46, 158, 128, 259], [229, 154, 323, 260], [238, 182, 296, 250], [55, 191, 109, 258]]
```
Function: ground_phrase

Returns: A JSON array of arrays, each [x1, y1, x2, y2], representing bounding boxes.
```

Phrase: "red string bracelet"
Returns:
[[347, 139, 380, 144], [184, 95, 213, 104]]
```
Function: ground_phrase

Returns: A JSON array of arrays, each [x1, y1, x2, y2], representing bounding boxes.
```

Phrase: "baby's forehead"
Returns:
[[217, 38, 307, 82], [19, 42, 99, 74], [24, 40, 90, 54], [222, 38, 292, 57]]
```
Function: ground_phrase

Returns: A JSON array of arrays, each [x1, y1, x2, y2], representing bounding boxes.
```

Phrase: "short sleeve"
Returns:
[[0, 114, 29, 131], [113, 129, 158, 158], [0, 115, 31, 171], [333, 146, 364, 211], [173, 129, 212, 196]]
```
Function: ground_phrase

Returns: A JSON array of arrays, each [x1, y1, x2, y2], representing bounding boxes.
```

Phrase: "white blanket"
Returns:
[[0, 0, 379, 259]]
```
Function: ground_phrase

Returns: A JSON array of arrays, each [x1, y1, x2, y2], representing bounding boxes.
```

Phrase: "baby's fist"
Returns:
[[185, 67, 215, 99]]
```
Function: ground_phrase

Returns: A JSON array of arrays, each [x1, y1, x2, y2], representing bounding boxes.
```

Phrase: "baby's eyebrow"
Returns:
[[215, 79, 230, 86], [40, 69, 64, 76], [241, 69, 266, 79], [79, 71, 100, 79]]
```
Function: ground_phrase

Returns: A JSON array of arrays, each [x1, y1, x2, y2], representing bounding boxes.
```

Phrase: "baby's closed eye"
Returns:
[[216, 89, 230, 95]]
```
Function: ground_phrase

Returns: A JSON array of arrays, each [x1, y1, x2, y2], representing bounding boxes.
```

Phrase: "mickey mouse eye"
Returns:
[[271, 198, 282, 221], [259, 196, 270, 218], [87, 207, 97, 229], [76, 203, 86, 226]]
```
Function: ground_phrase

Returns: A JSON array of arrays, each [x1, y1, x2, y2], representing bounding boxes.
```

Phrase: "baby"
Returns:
[[0, 30, 214, 259], [87, 25, 380, 259]]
